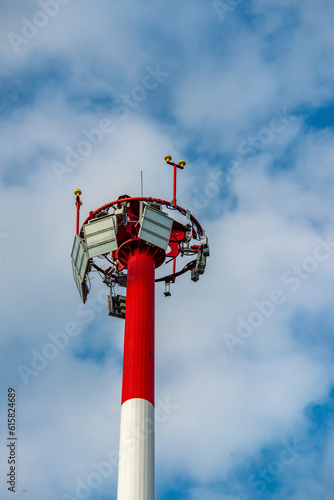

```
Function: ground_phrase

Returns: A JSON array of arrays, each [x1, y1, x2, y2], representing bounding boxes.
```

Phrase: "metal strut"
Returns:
[[164, 155, 186, 207]]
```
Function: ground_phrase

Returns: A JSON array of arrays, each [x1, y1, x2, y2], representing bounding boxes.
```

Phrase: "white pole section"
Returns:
[[117, 398, 154, 500]]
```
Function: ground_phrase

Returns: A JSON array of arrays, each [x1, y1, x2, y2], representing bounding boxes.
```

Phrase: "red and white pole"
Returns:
[[117, 243, 161, 500], [71, 163, 208, 500]]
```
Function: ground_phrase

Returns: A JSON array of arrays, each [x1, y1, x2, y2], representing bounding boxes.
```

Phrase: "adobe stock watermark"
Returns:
[[213, 0, 244, 22], [223, 236, 334, 353], [7, 0, 72, 54], [236, 438, 307, 500], [61, 397, 179, 500], [17, 288, 109, 386], [188, 106, 295, 216], [52, 64, 169, 183]]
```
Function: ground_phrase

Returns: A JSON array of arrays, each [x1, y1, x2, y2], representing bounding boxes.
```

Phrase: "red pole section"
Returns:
[[118, 243, 157, 500], [121, 246, 155, 406]]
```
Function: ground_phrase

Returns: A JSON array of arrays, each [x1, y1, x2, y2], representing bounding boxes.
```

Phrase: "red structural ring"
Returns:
[[80, 197, 204, 234], [118, 239, 166, 269]]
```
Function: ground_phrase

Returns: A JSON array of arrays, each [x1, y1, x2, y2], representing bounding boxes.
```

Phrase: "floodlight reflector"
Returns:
[[139, 206, 173, 251], [83, 214, 118, 258], [71, 234, 89, 281], [71, 234, 89, 303], [71, 260, 88, 303]]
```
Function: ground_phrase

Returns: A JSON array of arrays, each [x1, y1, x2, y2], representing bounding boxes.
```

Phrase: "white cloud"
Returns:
[[2, 1, 334, 499]]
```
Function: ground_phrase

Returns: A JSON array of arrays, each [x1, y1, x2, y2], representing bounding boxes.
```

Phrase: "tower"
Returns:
[[70, 157, 209, 499]]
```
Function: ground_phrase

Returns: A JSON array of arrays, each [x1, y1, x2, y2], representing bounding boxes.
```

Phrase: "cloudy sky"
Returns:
[[1, 0, 334, 499]]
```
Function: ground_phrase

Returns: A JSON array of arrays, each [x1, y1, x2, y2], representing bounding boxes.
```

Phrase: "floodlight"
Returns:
[[71, 261, 89, 303], [83, 214, 118, 258], [139, 205, 173, 251], [71, 234, 89, 280], [71, 234, 89, 303]]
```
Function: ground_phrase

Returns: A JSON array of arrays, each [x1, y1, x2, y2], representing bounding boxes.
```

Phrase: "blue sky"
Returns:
[[1, 0, 334, 499]]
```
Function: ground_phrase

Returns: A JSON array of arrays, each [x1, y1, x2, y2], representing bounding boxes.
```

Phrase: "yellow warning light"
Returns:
[[178, 160, 186, 168], [164, 155, 172, 162], [74, 189, 82, 196]]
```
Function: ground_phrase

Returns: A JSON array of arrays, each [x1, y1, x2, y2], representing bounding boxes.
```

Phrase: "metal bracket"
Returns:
[[107, 294, 126, 319]]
